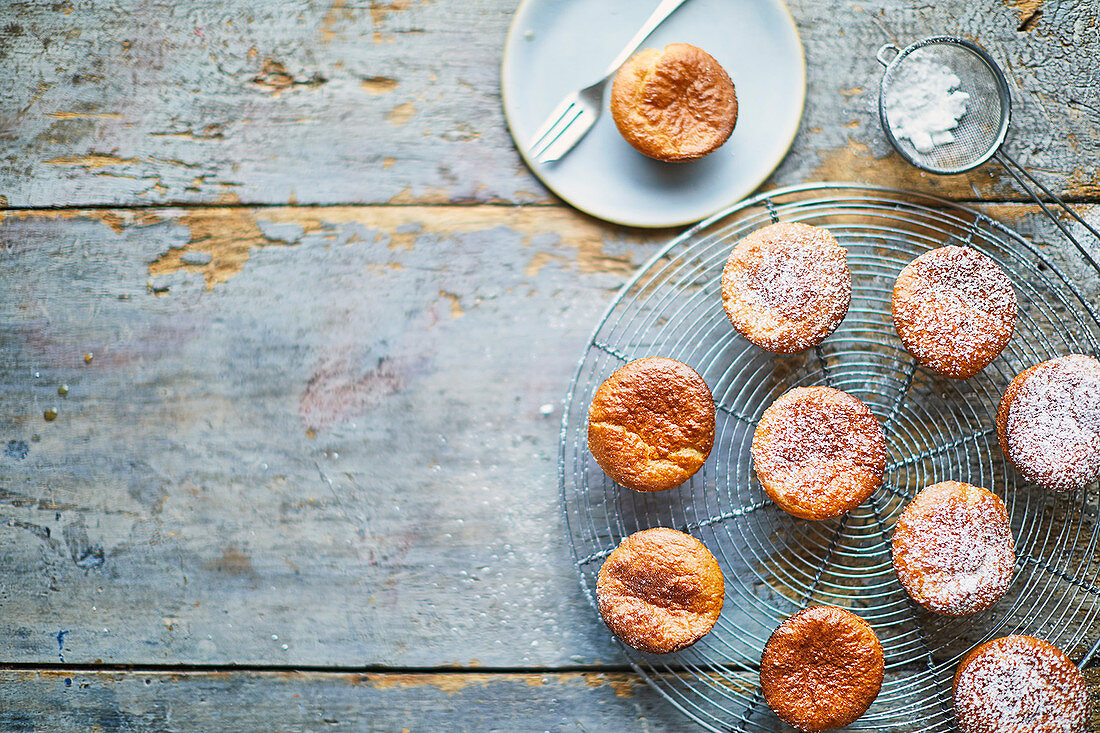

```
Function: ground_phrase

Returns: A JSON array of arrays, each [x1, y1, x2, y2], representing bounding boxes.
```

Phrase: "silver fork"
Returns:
[[527, 0, 691, 165]]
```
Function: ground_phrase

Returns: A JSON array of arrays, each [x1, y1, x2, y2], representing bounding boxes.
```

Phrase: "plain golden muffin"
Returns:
[[954, 635, 1089, 733], [587, 357, 715, 492], [751, 386, 886, 520], [721, 222, 851, 354], [597, 528, 724, 654], [610, 43, 737, 161], [760, 606, 884, 732]]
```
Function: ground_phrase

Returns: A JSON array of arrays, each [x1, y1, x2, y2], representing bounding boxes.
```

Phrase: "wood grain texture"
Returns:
[[2, 0, 1100, 727], [0, 670, 681, 732], [0, 0, 1098, 207], [0, 668, 1095, 732], [0, 203, 661, 666]]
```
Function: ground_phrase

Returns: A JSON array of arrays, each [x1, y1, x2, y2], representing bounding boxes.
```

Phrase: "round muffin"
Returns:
[[721, 223, 851, 354], [996, 354, 1100, 492], [752, 386, 886, 520], [892, 245, 1016, 379], [891, 481, 1015, 616], [610, 43, 737, 161], [760, 606, 884, 732], [587, 357, 715, 492], [954, 635, 1089, 733], [596, 527, 724, 654]]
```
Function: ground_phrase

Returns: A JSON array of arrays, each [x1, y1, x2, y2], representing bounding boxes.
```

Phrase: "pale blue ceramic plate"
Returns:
[[501, 0, 806, 228]]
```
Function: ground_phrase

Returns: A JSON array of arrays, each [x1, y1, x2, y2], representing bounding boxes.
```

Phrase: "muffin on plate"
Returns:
[[610, 43, 737, 161]]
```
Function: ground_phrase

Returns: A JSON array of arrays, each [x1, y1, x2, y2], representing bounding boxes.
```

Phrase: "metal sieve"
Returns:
[[878, 36, 1100, 274]]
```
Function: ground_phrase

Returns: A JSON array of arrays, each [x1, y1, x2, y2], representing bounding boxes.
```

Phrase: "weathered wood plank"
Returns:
[[0, 668, 1095, 732], [0, 203, 662, 667], [0, 202, 1096, 672], [0, 670, 683, 732], [0, 0, 1097, 208]]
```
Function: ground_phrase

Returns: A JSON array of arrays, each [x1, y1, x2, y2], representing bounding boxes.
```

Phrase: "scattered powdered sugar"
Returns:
[[885, 56, 970, 153], [914, 246, 1015, 317], [893, 483, 1014, 615], [722, 223, 852, 353], [748, 240, 848, 322], [1007, 354, 1100, 491], [955, 636, 1089, 733]]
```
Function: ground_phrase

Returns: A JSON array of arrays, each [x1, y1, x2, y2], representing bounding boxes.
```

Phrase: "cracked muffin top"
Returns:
[[587, 357, 715, 492], [610, 43, 738, 162]]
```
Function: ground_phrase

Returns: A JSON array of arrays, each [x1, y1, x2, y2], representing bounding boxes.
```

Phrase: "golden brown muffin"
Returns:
[[996, 354, 1100, 492], [751, 387, 886, 520], [954, 635, 1089, 733], [760, 606, 884, 732], [721, 223, 851, 354], [596, 527, 724, 654], [892, 245, 1016, 379], [891, 481, 1015, 616], [587, 357, 715, 492], [610, 43, 737, 161]]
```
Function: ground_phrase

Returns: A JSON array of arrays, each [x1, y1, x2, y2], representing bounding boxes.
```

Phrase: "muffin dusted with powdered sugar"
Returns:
[[954, 635, 1088, 733], [892, 245, 1016, 379], [891, 481, 1015, 616], [721, 222, 851, 354], [997, 354, 1100, 492], [751, 386, 886, 521]]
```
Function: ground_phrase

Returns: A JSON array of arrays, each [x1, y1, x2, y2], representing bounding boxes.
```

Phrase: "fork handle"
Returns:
[[601, 0, 691, 78]]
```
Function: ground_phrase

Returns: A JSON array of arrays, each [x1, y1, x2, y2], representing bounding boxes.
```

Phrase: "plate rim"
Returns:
[[500, 0, 808, 229]]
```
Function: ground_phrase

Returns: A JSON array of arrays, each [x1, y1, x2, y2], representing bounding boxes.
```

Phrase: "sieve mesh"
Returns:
[[879, 38, 1011, 176], [559, 184, 1100, 732]]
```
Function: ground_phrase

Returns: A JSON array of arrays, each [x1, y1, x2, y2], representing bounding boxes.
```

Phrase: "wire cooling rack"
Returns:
[[559, 183, 1100, 732]]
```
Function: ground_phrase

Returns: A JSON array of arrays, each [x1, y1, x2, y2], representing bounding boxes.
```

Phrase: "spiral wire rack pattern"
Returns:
[[559, 184, 1100, 731]]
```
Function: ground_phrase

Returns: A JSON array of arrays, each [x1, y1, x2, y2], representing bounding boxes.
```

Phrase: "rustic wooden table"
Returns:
[[1, 0, 1099, 730]]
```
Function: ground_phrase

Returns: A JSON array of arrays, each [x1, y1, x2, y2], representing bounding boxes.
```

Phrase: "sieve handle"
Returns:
[[994, 150, 1100, 276], [876, 44, 900, 67]]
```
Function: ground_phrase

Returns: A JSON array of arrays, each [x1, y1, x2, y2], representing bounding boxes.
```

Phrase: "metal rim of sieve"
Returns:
[[559, 182, 1100, 732], [877, 36, 1013, 176]]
